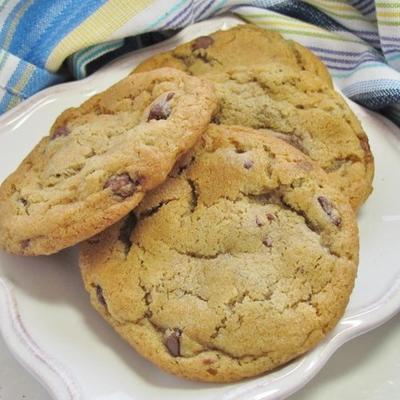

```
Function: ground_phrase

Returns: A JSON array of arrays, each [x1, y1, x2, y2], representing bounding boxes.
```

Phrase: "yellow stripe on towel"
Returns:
[[46, 0, 152, 71]]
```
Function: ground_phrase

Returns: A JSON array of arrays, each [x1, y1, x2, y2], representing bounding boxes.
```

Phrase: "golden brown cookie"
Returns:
[[209, 66, 374, 209], [132, 28, 373, 210], [0, 68, 217, 255], [133, 24, 332, 86], [80, 124, 359, 382]]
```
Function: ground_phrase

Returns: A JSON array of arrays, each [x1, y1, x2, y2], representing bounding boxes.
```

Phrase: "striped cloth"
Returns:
[[1, 0, 400, 126]]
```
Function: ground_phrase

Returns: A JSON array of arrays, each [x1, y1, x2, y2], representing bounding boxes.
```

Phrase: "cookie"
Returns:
[[137, 60, 372, 209], [0, 68, 217, 255], [80, 124, 359, 382], [133, 24, 332, 86], [132, 30, 373, 210], [208, 66, 374, 209]]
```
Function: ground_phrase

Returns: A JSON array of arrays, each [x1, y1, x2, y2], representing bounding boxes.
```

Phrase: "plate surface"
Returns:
[[0, 15, 400, 400]]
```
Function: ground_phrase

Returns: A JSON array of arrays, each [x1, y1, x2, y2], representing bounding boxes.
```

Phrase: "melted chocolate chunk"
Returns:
[[318, 196, 341, 226], [211, 115, 221, 125], [266, 213, 275, 222], [51, 126, 70, 140], [207, 368, 218, 375], [243, 159, 254, 169], [104, 173, 142, 198], [20, 239, 30, 250], [147, 93, 175, 121], [256, 216, 263, 227], [164, 328, 182, 357], [262, 236, 273, 247], [192, 36, 214, 50], [166, 92, 175, 101]]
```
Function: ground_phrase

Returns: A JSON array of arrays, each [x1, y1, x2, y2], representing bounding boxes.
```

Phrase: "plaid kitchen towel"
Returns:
[[1, 0, 400, 126]]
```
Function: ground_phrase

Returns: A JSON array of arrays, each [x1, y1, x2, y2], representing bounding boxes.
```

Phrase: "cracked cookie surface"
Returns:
[[137, 60, 373, 210], [0, 68, 217, 255], [80, 124, 359, 382], [210, 66, 374, 209], [133, 24, 332, 86], [133, 27, 374, 210]]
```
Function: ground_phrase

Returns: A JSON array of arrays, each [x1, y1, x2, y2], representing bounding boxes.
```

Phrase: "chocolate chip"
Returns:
[[202, 358, 216, 365], [243, 160, 253, 169], [256, 216, 263, 227], [192, 36, 214, 50], [166, 92, 175, 101], [147, 93, 174, 121], [95, 285, 107, 307], [104, 173, 142, 198], [164, 328, 182, 357], [207, 368, 218, 375], [266, 213, 275, 222], [51, 126, 70, 140], [19, 198, 29, 214], [21, 239, 30, 250], [262, 236, 273, 247], [211, 115, 221, 125], [317, 196, 341, 226], [297, 266, 305, 275]]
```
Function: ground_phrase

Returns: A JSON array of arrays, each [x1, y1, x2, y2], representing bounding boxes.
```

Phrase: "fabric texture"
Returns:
[[0, 0, 400, 126]]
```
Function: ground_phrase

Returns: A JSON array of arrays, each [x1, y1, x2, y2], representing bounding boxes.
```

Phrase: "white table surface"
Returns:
[[1, 312, 399, 400]]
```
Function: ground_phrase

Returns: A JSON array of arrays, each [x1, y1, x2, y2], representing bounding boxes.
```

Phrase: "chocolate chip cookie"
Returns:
[[80, 124, 358, 382], [208, 66, 374, 209], [133, 24, 332, 86], [0, 68, 217, 255], [133, 31, 373, 210]]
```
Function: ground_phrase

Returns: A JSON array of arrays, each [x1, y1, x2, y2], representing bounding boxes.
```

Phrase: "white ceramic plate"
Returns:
[[0, 15, 400, 400]]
